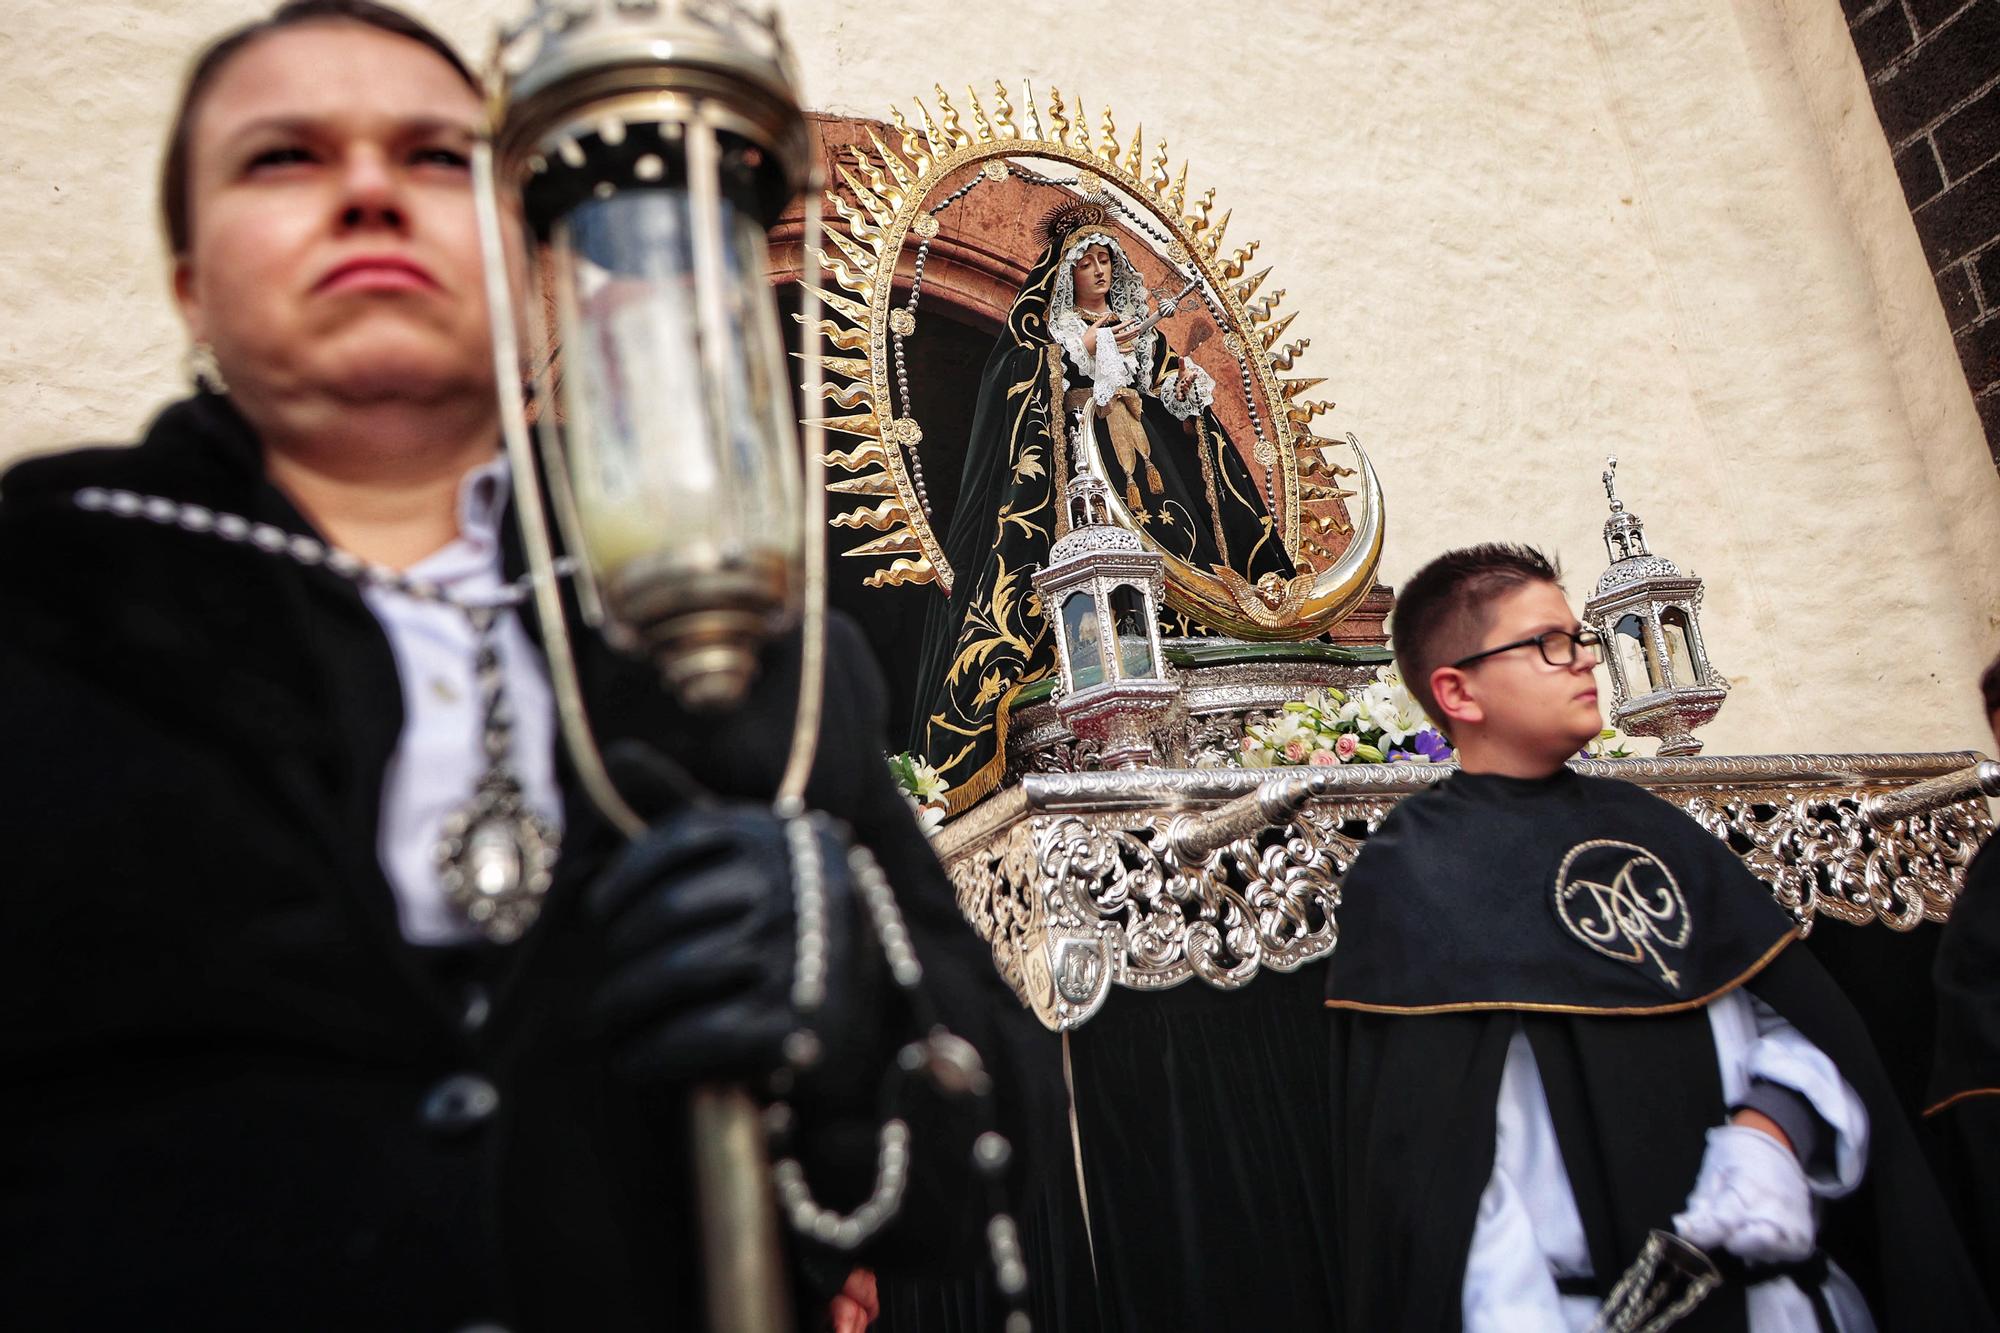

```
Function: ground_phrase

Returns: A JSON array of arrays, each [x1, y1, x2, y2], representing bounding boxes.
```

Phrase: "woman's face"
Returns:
[[173, 22, 493, 409], [1072, 246, 1113, 307]]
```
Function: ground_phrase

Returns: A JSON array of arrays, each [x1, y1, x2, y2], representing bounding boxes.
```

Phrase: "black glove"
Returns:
[[585, 763, 881, 1096]]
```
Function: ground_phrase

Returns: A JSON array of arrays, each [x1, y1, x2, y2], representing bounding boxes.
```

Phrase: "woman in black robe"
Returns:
[[909, 201, 1292, 812], [0, 4, 1043, 1326]]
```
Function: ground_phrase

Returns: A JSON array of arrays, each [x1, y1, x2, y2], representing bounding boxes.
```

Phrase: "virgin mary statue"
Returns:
[[909, 201, 1293, 811]]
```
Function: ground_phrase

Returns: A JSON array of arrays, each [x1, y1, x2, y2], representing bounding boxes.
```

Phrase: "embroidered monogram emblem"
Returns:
[[1553, 840, 1693, 992]]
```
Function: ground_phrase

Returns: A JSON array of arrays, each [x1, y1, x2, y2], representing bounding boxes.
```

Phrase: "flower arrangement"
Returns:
[[1236, 667, 1455, 769], [887, 751, 949, 833]]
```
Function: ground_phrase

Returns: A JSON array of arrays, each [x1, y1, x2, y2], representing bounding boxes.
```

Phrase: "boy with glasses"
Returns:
[[1324, 543, 1989, 1331]]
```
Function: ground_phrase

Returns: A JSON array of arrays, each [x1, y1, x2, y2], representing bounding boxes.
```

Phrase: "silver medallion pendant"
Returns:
[[436, 770, 560, 944]]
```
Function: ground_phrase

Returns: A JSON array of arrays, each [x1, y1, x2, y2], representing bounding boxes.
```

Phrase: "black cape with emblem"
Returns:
[[907, 206, 1291, 813], [1927, 832, 2000, 1311], [1325, 767, 1994, 1332], [0, 392, 1058, 1330]]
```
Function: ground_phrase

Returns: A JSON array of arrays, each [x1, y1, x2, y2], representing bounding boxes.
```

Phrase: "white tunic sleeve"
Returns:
[[1705, 989, 1868, 1196], [1704, 988, 1877, 1332], [1466, 999, 1877, 1333], [1464, 1026, 1598, 1332]]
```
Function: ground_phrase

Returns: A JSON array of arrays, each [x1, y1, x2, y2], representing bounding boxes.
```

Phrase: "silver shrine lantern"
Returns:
[[481, 0, 817, 712], [1032, 462, 1179, 769], [1582, 457, 1729, 756]]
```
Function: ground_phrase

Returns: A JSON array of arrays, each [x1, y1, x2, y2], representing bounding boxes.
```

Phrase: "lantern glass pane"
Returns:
[[1615, 614, 1659, 692], [1062, 592, 1106, 689], [1110, 585, 1156, 679], [1661, 608, 1694, 687], [547, 189, 801, 585]]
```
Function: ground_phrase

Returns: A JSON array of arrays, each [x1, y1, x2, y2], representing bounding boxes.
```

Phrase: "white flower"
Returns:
[[1370, 704, 1412, 744], [1355, 685, 1420, 746], [887, 752, 950, 830], [1260, 713, 1317, 751], [1355, 668, 1431, 745], [889, 755, 947, 805]]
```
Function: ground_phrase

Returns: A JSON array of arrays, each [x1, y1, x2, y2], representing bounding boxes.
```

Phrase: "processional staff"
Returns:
[[467, 4, 1005, 1329]]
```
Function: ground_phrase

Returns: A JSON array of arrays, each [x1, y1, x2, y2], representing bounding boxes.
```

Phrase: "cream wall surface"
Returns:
[[4, 0, 1996, 757]]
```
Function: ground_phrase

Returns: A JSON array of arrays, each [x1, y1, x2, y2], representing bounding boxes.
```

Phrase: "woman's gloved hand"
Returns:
[[585, 750, 882, 1097]]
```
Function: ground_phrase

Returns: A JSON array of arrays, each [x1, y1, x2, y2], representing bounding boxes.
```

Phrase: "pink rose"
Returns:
[[1335, 734, 1359, 760], [1240, 736, 1256, 753], [1283, 739, 1307, 762], [1308, 749, 1337, 766]]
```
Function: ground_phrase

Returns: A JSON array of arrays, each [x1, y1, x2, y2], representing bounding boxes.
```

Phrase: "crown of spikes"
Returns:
[[1038, 200, 1113, 249]]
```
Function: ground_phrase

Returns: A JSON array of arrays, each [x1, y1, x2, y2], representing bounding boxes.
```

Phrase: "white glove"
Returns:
[[1672, 1124, 1815, 1262]]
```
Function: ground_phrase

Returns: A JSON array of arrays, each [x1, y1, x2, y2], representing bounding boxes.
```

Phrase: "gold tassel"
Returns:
[[1127, 482, 1144, 510], [1146, 461, 1163, 491]]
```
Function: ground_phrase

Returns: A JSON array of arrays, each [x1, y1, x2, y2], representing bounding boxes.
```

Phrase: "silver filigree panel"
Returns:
[[942, 755, 1993, 1030]]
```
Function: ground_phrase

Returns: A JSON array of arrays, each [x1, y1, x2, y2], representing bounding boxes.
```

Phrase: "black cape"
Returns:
[[0, 393, 1056, 1330], [1326, 767, 1993, 1332], [1928, 832, 2000, 1310]]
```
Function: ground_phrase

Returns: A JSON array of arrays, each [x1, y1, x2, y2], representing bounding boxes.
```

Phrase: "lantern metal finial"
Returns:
[[1581, 459, 1728, 756], [1031, 421, 1181, 769]]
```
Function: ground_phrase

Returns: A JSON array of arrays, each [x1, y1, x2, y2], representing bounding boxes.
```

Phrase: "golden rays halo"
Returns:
[[803, 80, 1384, 638]]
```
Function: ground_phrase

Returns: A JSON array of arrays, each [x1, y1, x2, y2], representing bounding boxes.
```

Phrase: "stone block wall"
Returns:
[[1847, 0, 2000, 457]]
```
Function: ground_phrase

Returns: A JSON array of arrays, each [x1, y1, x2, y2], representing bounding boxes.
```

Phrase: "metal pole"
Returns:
[[1862, 759, 2000, 827]]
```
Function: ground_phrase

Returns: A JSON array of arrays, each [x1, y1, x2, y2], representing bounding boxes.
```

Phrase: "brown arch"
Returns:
[[767, 114, 1023, 337]]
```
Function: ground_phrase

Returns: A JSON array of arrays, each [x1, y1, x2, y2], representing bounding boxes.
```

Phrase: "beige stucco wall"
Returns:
[[5, 0, 1997, 757]]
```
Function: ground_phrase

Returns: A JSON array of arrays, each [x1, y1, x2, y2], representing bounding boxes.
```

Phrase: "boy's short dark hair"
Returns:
[[1981, 649, 2000, 722], [1391, 543, 1563, 732]]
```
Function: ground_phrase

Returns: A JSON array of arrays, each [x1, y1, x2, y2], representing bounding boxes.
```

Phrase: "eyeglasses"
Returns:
[[1451, 627, 1604, 669]]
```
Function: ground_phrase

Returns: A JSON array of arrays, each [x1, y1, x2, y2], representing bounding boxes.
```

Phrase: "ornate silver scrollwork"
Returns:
[[942, 753, 1994, 1030]]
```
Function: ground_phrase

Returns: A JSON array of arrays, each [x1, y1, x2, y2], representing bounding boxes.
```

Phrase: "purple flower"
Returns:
[[1389, 727, 1453, 764]]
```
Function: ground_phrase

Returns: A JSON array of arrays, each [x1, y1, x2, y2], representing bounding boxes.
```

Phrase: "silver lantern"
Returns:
[[481, 0, 819, 715], [1582, 457, 1728, 757], [469, 4, 832, 1331], [1032, 442, 1180, 770]]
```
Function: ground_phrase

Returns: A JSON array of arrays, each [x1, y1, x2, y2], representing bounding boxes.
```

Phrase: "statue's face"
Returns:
[[1071, 245, 1113, 308]]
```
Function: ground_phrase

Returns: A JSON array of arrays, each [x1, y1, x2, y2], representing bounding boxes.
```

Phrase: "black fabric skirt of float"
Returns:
[[1066, 963, 1340, 1331], [877, 1179, 1102, 1333], [879, 964, 1337, 1331]]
